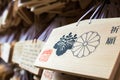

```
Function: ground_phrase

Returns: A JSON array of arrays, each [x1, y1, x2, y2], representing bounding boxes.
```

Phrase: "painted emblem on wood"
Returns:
[[54, 31, 100, 58], [72, 31, 100, 58], [54, 32, 77, 56]]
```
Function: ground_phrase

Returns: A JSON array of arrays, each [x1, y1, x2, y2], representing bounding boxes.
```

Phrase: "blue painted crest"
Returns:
[[54, 32, 77, 56]]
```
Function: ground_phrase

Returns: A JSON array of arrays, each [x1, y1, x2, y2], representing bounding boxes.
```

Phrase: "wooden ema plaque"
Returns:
[[19, 40, 44, 75], [40, 69, 86, 80], [12, 41, 25, 64], [1, 43, 11, 63], [35, 18, 120, 80]]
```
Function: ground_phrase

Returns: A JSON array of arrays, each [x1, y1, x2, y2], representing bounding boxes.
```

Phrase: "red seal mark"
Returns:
[[39, 49, 53, 62]]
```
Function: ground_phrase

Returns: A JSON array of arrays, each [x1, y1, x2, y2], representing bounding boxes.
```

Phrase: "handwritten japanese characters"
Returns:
[[106, 25, 120, 45]]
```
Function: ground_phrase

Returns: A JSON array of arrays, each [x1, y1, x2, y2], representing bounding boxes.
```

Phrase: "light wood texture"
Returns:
[[35, 18, 120, 80], [19, 40, 44, 75], [40, 69, 90, 80], [0, 43, 11, 62], [12, 41, 25, 64]]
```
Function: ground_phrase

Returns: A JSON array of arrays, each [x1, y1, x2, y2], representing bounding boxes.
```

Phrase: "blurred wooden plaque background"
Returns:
[[19, 40, 44, 75]]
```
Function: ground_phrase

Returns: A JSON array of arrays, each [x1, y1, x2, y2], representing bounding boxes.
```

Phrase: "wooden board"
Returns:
[[40, 69, 91, 80], [18, 7, 33, 25], [0, 43, 11, 63], [35, 18, 120, 80], [28, 0, 56, 8], [12, 41, 25, 64], [19, 40, 44, 75], [0, 9, 8, 25], [18, 0, 57, 8], [33, 2, 65, 14]]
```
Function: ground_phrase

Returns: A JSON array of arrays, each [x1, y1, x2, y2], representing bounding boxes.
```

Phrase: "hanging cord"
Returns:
[[89, 2, 103, 24], [33, 14, 57, 40], [76, 6, 97, 26], [96, 2, 107, 18], [97, 0, 111, 18], [76, 0, 106, 26]]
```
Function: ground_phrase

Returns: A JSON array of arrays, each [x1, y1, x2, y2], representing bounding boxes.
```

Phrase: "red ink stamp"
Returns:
[[39, 49, 53, 62]]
